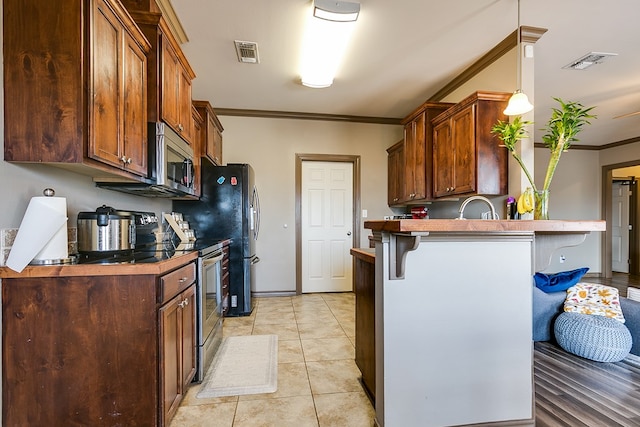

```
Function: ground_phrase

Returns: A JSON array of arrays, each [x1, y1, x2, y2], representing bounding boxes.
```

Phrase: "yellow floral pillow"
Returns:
[[564, 283, 625, 323]]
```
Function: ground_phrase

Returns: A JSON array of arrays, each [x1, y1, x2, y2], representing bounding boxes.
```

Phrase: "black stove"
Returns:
[[75, 240, 226, 265]]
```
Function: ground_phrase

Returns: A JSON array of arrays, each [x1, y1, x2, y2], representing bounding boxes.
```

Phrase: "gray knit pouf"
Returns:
[[554, 312, 632, 362]]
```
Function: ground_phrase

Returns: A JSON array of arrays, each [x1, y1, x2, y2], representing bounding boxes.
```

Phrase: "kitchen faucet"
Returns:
[[457, 195, 498, 220]]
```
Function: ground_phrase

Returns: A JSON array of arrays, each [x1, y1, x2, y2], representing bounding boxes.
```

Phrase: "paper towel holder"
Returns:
[[27, 188, 77, 266]]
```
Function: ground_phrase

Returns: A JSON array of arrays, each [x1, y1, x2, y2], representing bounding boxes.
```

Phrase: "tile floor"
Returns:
[[170, 292, 375, 427]]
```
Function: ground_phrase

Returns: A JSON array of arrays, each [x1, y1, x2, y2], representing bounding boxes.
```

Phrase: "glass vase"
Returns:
[[534, 190, 549, 220]]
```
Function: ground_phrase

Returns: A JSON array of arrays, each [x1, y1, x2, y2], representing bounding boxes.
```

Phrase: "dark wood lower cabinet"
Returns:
[[160, 284, 196, 423], [351, 248, 376, 402], [2, 260, 197, 427]]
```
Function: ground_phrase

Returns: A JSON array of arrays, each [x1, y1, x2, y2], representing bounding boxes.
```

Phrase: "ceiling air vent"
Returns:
[[234, 40, 260, 64], [562, 51, 617, 70]]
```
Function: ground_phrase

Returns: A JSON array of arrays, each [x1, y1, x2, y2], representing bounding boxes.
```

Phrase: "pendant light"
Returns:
[[503, 0, 533, 116]]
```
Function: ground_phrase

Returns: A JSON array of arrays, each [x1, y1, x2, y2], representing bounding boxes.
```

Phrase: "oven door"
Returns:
[[197, 251, 224, 382]]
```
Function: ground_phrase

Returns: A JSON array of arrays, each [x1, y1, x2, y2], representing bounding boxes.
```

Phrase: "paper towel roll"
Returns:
[[6, 195, 68, 273]]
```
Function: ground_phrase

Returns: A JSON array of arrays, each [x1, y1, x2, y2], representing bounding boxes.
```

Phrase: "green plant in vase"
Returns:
[[491, 98, 596, 219]]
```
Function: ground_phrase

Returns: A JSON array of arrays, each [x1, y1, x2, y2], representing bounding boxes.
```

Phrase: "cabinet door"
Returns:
[[122, 29, 148, 176], [162, 39, 181, 132], [181, 285, 197, 388], [160, 293, 182, 423], [432, 120, 453, 198], [450, 105, 476, 195], [387, 141, 404, 205], [160, 284, 196, 424], [90, 0, 123, 168], [90, 0, 147, 176], [161, 37, 194, 144], [210, 117, 223, 165], [403, 112, 427, 201], [178, 68, 194, 144]]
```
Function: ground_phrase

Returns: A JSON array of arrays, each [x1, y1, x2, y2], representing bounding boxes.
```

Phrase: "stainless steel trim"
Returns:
[[195, 247, 224, 382]]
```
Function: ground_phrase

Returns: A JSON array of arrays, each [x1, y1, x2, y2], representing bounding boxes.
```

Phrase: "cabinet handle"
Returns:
[[178, 277, 188, 283], [178, 124, 184, 132], [178, 299, 186, 308], [410, 193, 416, 198], [120, 156, 127, 164]]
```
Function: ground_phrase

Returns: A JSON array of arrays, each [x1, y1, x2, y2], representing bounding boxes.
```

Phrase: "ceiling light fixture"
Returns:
[[300, 0, 360, 88], [503, 0, 533, 116]]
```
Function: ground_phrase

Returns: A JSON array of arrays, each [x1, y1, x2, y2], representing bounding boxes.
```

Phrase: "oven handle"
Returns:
[[202, 254, 224, 267]]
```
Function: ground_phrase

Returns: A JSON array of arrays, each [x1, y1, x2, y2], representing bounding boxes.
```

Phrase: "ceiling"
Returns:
[[170, 0, 640, 147]]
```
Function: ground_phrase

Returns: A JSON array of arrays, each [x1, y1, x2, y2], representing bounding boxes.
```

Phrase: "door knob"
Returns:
[[347, 231, 352, 236]]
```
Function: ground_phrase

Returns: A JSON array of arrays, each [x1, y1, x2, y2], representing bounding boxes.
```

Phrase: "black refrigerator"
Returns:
[[174, 163, 260, 316]]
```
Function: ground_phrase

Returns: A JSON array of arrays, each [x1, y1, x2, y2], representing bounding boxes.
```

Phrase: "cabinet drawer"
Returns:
[[160, 262, 196, 304]]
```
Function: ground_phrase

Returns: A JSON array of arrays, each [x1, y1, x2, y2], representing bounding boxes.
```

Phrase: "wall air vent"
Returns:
[[234, 40, 260, 64], [562, 51, 617, 70]]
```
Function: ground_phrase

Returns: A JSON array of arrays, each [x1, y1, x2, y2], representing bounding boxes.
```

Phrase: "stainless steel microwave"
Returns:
[[96, 122, 196, 198]]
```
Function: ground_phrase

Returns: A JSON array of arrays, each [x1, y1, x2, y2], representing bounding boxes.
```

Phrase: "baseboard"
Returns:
[[252, 291, 297, 298]]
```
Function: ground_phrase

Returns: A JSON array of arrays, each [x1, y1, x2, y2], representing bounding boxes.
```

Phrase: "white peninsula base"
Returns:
[[374, 231, 534, 427], [367, 219, 604, 427]]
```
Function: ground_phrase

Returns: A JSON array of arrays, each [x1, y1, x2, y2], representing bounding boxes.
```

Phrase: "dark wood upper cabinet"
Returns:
[[122, 7, 197, 146], [3, 0, 151, 180], [386, 140, 404, 206], [432, 91, 510, 198], [389, 102, 453, 205], [193, 100, 224, 166]]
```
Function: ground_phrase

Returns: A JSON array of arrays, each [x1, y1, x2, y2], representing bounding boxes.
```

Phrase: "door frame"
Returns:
[[601, 160, 640, 277], [295, 154, 361, 295]]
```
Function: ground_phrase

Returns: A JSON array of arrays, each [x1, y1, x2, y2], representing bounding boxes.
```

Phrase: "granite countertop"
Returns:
[[364, 219, 606, 234]]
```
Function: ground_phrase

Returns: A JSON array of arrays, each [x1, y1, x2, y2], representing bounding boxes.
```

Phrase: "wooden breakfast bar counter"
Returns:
[[363, 219, 605, 427]]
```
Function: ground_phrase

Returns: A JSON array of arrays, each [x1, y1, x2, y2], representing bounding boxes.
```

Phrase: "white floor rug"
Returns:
[[196, 334, 278, 398]]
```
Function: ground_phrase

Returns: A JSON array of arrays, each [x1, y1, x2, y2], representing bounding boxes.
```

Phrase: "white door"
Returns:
[[301, 161, 354, 293], [612, 181, 630, 273]]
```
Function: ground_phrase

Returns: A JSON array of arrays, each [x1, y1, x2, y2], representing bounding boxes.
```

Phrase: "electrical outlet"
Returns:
[[362, 209, 368, 218], [560, 255, 566, 263]]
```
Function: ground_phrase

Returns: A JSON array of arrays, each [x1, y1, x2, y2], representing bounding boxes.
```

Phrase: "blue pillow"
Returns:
[[533, 267, 589, 293]]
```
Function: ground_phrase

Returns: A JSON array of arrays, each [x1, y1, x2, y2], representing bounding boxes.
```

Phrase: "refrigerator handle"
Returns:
[[252, 185, 260, 240], [251, 256, 260, 265]]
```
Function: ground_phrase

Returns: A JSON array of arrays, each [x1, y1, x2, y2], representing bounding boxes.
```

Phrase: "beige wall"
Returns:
[[533, 141, 640, 273], [534, 147, 602, 272], [441, 48, 516, 103], [219, 115, 402, 294]]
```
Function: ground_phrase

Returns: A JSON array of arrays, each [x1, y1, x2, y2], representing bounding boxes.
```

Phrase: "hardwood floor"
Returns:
[[581, 272, 640, 298], [535, 342, 640, 426], [535, 273, 640, 426]]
